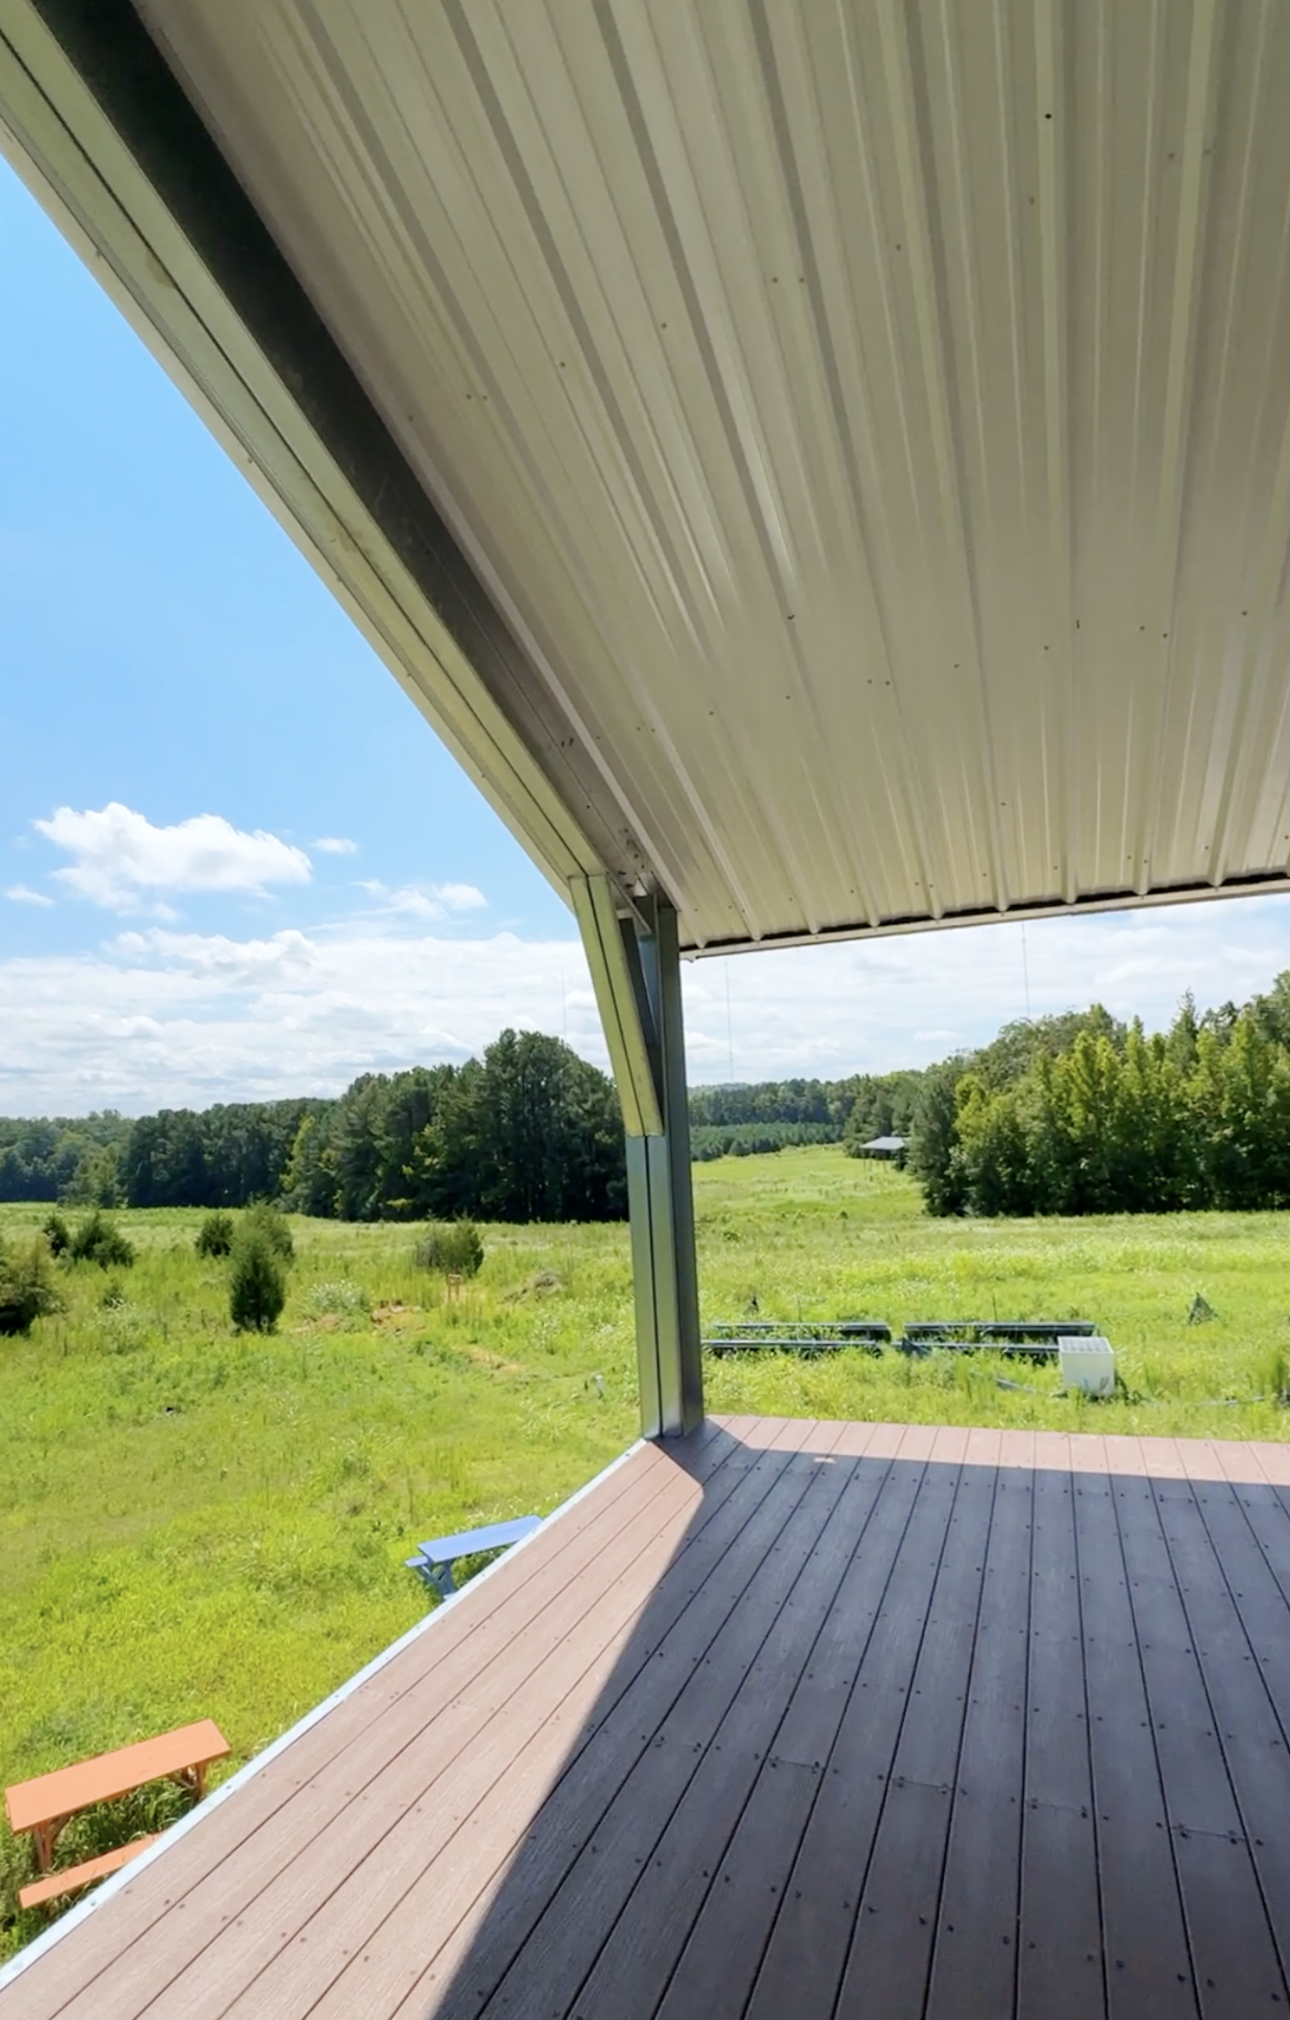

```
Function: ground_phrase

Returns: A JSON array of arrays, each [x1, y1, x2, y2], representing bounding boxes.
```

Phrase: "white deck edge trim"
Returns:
[[0, 1438, 647, 1993]]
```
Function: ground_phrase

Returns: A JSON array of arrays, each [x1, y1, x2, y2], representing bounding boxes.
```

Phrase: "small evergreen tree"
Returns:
[[239, 1203, 293, 1261], [41, 1210, 71, 1257], [0, 1234, 61, 1334], [69, 1210, 135, 1269], [229, 1232, 287, 1333], [195, 1210, 236, 1258], [413, 1220, 484, 1276]]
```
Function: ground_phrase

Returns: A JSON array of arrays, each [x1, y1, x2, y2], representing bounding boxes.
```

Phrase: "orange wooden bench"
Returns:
[[5, 1718, 230, 1910]]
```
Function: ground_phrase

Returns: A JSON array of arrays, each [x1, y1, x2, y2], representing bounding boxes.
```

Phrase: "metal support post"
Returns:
[[572, 879, 703, 1438]]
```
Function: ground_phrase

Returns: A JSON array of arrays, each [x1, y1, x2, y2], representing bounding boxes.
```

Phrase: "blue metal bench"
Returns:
[[405, 1515, 541, 1598]]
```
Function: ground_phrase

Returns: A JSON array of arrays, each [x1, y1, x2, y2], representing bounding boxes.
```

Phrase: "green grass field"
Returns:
[[4, 1144, 1290, 1954]]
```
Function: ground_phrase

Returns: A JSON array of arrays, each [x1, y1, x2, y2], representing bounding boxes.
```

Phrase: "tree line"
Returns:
[[0, 1059, 864, 1214], [0, 1032, 626, 1223], [689, 1077, 859, 1160], [875, 974, 1290, 1218]]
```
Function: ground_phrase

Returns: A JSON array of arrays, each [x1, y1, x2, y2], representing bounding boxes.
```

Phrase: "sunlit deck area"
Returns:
[[4, 1415, 1290, 2020]]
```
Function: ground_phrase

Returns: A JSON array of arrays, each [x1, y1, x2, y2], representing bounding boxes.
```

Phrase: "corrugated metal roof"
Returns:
[[22, 0, 1290, 952]]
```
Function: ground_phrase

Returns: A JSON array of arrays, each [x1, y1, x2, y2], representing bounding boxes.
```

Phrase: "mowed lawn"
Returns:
[[4, 1144, 1290, 1951]]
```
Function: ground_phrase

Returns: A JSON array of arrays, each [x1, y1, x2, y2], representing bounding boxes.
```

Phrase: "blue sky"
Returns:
[[6, 155, 1290, 1115]]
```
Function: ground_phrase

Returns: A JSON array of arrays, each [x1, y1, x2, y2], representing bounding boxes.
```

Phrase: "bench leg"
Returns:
[[32, 1816, 68, 1874], [426, 1562, 455, 1599]]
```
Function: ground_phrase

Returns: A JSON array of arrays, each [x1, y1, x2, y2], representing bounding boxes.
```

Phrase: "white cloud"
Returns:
[[2, 894, 1290, 1113], [34, 803, 311, 911], [313, 836, 358, 855], [0, 927, 592, 1111], [353, 879, 486, 919], [688, 897, 1290, 1082], [5, 885, 53, 907]]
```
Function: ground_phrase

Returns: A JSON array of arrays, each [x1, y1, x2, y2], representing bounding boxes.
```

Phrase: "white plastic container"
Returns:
[[1059, 1335, 1117, 1398]]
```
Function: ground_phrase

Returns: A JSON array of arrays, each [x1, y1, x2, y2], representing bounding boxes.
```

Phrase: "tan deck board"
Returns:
[[5, 1418, 1290, 2020]]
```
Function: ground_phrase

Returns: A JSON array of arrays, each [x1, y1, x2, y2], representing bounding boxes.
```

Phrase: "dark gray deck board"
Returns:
[[652, 1447, 919, 2020], [1017, 1463, 1105, 2020], [925, 1460, 1034, 2020], [743, 1453, 956, 2020], [1113, 1475, 1288, 2017], [1165, 1481, 1290, 1989], [572, 1455, 882, 2020], [1017, 1803, 1107, 2020], [7, 1421, 1290, 2020], [1077, 1475, 1200, 2020], [833, 1455, 997, 2020]]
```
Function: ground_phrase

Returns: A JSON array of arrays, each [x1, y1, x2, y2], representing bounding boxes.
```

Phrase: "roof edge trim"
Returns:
[[687, 871, 1290, 958]]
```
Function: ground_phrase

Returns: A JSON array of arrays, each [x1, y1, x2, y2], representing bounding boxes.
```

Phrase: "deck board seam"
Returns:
[[1228, 1478, 1290, 1616], [734, 1452, 935, 2019], [826, 1454, 989, 2020], [916, 1460, 1005, 2020], [1067, 1460, 1111, 2020], [1186, 1478, 1290, 1770], [1004, 1454, 1037, 2020], [299, 1446, 827, 2020]]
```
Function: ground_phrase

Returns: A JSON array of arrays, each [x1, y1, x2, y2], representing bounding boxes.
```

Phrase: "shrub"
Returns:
[[195, 1211, 236, 1259], [69, 1210, 135, 1270], [240, 1203, 294, 1262], [229, 1234, 287, 1333], [413, 1220, 484, 1277], [41, 1211, 71, 1257], [0, 1234, 61, 1335]]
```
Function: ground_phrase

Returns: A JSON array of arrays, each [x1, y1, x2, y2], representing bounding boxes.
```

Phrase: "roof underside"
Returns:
[[8, 0, 1290, 953]]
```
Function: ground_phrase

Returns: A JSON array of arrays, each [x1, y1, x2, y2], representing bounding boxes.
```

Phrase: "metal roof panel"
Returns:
[[15, 0, 1290, 951]]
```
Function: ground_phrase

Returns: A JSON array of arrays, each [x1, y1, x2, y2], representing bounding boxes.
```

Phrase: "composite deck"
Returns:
[[5, 1416, 1290, 2019]]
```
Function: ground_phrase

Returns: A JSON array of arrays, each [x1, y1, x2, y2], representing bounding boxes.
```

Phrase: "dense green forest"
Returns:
[[12, 976, 1290, 1219], [0, 1067, 864, 1210], [897, 975, 1290, 1216], [0, 1032, 625, 1223]]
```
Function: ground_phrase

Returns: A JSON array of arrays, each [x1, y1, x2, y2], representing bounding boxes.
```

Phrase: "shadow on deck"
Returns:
[[4, 1416, 1290, 2020]]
